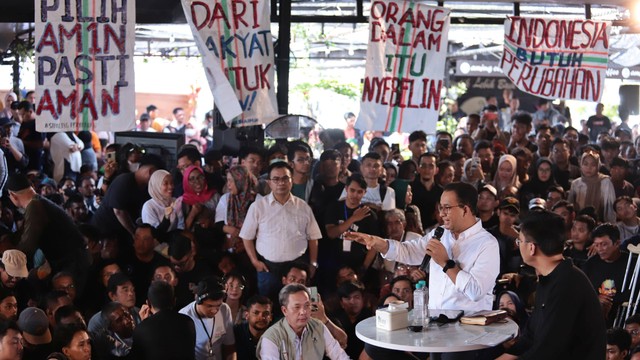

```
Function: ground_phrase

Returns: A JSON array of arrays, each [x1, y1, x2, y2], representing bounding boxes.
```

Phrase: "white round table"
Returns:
[[355, 316, 519, 353]]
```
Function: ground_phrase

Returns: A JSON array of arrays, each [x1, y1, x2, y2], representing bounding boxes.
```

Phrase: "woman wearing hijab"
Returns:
[[460, 157, 485, 190], [492, 154, 521, 196], [568, 152, 616, 223], [215, 165, 260, 252], [180, 165, 219, 230], [141, 169, 184, 234], [519, 157, 558, 213]]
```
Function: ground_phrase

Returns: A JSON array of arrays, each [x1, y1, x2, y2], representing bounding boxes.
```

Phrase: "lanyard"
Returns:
[[194, 303, 216, 357]]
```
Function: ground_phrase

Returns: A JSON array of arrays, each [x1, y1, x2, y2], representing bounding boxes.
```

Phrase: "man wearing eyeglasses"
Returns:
[[497, 211, 604, 360], [241, 161, 322, 303], [346, 182, 499, 360]]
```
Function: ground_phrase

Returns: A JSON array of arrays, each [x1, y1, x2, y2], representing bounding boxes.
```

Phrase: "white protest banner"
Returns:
[[357, 0, 450, 134], [182, 0, 279, 127], [501, 17, 610, 102], [35, 0, 135, 132]]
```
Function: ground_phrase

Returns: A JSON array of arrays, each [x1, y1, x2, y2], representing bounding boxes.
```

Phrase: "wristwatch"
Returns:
[[443, 259, 456, 273]]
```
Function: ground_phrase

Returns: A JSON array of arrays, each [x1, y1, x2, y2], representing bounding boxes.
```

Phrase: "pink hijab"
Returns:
[[181, 166, 215, 206]]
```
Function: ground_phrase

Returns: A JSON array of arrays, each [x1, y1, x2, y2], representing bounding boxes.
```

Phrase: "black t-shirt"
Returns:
[[123, 252, 170, 307], [586, 115, 612, 142], [582, 252, 631, 327], [488, 226, 521, 276], [233, 322, 260, 360], [333, 307, 374, 359], [411, 179, 443, 230], [481, 213, 500, 230], [92, 173, 149, 237], [174, 260, 213, 309], [507, 259, 605, 359], [323, 200, 381, 270]]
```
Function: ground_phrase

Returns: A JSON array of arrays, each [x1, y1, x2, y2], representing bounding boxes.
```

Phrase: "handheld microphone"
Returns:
[[420, 226, 444, 272]]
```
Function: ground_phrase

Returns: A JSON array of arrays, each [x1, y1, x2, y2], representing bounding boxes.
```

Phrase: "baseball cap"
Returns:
[[479, 184, 498, 199], [529, 198, 546, 211], [499, 197, 520, 214], [1, 250, 28, 278], [18, 307, 52, 345], [39, 178, 57, 190]]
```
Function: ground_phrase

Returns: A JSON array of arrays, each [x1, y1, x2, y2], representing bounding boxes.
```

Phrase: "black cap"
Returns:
[[6, 173, 32, 192]]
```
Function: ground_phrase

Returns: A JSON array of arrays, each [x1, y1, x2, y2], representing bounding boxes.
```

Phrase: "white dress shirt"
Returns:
[[383, 219, 500, 312], [239, 193, 322, 263]]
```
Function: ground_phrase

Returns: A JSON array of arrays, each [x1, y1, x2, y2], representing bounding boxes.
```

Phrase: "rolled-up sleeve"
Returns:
[[453, 240, 500, 302], [323, 325, 351, 360]]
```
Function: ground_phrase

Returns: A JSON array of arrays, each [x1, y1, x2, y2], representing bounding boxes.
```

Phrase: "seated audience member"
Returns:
[[180, 165, 219, 231], [127, 224, 170, 307], [625, 314, 640, 352], [234, 295, 273, 360], [332, 281, 373, 359], [379, 209, 422, 281], [141, 169, 184, 236], [51, 271, 78, 303], [131, 281, 196, 360], [610, 157, 636, 198], [88, 273, 141, 336], [477, 184, 499, 229], [607, 327, 632, 360], [615, 196, 640, 241], [404, 205, 424, 236], [19, 307, 55, 359], [564, 215, 596, 269], [257, 284, 349, 359], [492, 155, 520, 197], [582, 224, 630, 327], [389, 276, 413, 308], [0, 288, 17, 321], [168, 232, 212, 310], [179, 277, 236, 360], [519, 158, 557, 214], [0, 320, 22, 360], [460, 157, 485, 190], [223, 272, 247, 326], [93, 302, 135, 359], [551, 200, 576, 242], [50, 323, 91, 360], [497, 211, 605, 360], [53, 305, 86, 328], [488, 197, 521, 276], [545, 185, 565, 211], [568, 152, 616, 223]]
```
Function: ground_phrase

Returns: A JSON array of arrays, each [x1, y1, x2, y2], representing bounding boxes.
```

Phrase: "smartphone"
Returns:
[[309, 286, 318, 302], [106, 151, 116, 162], [391, 143, 400, 153]]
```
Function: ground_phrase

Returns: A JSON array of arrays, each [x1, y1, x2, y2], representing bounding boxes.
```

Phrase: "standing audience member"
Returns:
[[0, 320, 22, 360], [568, 152, 616, 223]]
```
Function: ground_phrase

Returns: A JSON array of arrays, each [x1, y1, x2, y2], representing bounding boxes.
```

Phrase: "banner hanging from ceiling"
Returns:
[[501, 17, 611, 102], [182, 0, 279, 127], [357, 1, 450, 134], [34, 0, 136, 132]]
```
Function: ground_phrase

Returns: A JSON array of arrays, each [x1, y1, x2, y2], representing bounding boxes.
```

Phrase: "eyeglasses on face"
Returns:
[[269, 176, 291, 184], [437, 204, 464, 214]]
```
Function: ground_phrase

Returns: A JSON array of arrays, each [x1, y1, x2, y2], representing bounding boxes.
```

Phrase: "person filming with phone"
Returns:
[[344, 182, 499, 360]]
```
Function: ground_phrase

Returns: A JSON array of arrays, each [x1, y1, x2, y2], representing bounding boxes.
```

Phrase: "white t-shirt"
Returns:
[[179, 301, 235, 360]]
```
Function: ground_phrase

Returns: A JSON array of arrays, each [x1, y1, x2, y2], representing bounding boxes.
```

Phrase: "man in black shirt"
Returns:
[[168, 233, 212, 309], [234, 295, 273, 360], [131, 281, 196, 360], [411, 152, 443, 229], [332, 281, 373, 360], [126, 224, 169, 307], [6, 173, 89, 289], [499, 211, 605, 360], [582, 223, 631, 327], [91, 154, 164, 243]]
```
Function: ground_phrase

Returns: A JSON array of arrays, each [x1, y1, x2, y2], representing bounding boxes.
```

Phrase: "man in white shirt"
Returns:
[[241, 161, 322, 301], [257, 284, 349, 360], [179, 277, 236, 360], [346, 182, 500, 360]]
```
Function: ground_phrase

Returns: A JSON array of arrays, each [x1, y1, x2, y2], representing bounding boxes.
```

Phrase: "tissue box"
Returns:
[[376, 302, 409, 331]]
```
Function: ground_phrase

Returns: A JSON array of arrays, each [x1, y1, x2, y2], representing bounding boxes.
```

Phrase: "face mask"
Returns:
[[128, 162, 140, 172]]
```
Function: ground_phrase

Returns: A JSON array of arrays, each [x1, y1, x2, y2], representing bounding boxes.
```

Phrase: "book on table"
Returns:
[[460, 310, 508, 325]]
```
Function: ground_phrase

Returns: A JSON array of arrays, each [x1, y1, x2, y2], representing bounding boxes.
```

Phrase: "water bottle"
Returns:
[[412, 282, 426, 327], [420, 280, 430, 325]]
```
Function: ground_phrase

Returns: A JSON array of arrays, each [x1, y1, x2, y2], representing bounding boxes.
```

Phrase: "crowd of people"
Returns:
[[0, 89, 636, 359]]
